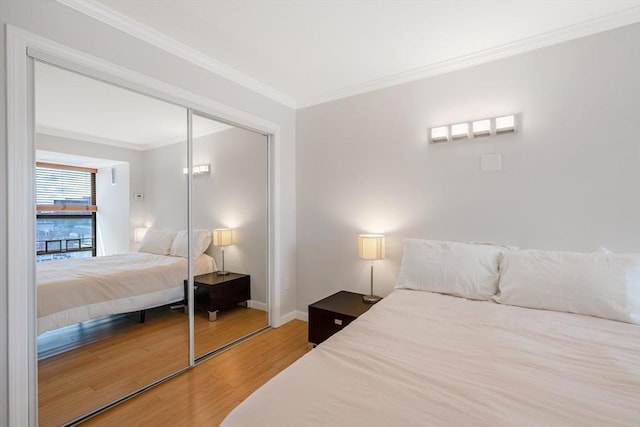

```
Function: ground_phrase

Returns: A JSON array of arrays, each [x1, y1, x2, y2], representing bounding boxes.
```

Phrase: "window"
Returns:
[[36, 162, 97, 262]]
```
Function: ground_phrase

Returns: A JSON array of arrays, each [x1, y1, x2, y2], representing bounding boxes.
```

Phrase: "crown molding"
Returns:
[[57, 0, 297, 109], [297, 6, 640, 108], [37, 125, 146, 150], [37, 121, 234, 151], [57, 1, 640, 110]]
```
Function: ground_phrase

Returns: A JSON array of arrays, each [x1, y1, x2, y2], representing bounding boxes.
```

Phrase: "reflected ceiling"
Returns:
[[35, 61, 230, 150]]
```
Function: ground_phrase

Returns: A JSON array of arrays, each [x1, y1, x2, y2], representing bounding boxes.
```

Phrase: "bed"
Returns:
[[222, 240, 640, 426], [37, 229, 216, 334]]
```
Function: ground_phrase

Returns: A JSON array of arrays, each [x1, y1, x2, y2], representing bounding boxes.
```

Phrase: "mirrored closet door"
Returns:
[[35, 61, 190, 426], [190, 112, 269, 359], [32, 58, 272, 426]]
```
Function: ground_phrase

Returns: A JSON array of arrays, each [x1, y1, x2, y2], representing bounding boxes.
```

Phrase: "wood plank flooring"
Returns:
[[81, 319, 310, 426], [38, 306, 274, 427]]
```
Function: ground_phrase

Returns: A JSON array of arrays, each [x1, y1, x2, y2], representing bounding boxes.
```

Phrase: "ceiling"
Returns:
[[37, 1, 640, 151], [63, 0, 640, 108], [35, 61, 231, 150]]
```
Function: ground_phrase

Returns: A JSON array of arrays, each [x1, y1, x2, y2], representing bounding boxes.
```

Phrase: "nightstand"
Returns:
[[308, 290, 379, 345], [186, 272, 251, 321]]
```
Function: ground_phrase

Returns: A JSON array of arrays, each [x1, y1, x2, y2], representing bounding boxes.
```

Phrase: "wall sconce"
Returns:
[[430, 126, 449, 143], [495, 115, 516, 133], [450, 122, 470, 139], [430, 114, 518, 143], [472, 119, 491, 137], [182, 164, 211, 175], [134, 227, 148, 242]]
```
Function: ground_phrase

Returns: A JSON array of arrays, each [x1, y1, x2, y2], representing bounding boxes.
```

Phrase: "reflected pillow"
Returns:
[[138, 229, 176, 255], [494, 249, 640, 324], [169, 229, 212, 259], [395, 239, 508, 300]]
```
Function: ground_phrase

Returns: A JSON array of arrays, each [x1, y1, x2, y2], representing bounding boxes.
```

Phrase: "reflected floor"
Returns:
[[38, 306, 267, 427]]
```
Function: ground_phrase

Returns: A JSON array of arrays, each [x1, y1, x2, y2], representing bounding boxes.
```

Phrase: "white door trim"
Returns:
[[6, 24, 38, 427], [6, 24, 283, 425]]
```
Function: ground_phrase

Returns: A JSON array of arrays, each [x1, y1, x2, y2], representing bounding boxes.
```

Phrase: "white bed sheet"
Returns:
[[37, 252, 215, 334], [223, 289, 640, 426]]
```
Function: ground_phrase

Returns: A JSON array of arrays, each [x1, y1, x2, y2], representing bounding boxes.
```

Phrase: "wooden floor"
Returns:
[[38, 306, 274, 427], [82, 319, 310, 426]]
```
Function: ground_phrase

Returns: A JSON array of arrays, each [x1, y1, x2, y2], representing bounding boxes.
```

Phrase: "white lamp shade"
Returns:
[[134, 227, 148, 242], [358, 234, 385, 260], [213, 228, 233, 246]]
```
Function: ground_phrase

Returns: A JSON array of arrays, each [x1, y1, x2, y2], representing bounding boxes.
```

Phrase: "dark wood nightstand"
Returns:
[[308, 290, 379, 345], [186, 272, 251, 321]]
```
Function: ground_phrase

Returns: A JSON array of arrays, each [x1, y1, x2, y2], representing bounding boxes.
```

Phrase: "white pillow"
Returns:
[[494, 249, 640, 324], [138, 229, 176, 255], [169, 229, 212, 259], [395, 239, 508, 300]]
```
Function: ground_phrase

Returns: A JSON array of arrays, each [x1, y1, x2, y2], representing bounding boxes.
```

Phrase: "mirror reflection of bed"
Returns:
[[34, 61, 269, 426]]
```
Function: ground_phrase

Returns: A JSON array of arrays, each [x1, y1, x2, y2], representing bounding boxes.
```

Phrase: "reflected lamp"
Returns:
[[213, 228, 233, 275]]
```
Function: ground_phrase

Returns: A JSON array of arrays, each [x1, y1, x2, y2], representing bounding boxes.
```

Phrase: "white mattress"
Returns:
[[37, 252, 215, 334], [223, 289, 640, 426]]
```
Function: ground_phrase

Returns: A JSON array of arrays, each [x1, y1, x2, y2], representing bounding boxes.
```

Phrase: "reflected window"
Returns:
[[35, 163, 97, 261]]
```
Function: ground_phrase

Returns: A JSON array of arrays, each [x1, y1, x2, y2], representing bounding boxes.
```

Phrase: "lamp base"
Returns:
[[362, 294, 381, 304], [216, 270, 230, 276]]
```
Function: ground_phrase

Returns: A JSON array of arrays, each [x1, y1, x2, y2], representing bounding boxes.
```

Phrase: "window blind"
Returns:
[[36, 163, 97, 212]]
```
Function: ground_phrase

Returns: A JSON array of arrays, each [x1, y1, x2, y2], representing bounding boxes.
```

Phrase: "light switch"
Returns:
[[481, 153, 502, 172]]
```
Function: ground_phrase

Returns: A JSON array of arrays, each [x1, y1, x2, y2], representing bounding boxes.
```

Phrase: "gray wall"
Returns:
[[296, 23, 640, 310]]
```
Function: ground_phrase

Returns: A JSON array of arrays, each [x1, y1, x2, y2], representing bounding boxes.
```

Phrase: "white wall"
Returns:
[[143, 127, 269, 305], [296, 23, 640, 310], [96, 164, 130, 255], [140, 140, 188, 231], [193, 128, 269, 306], [36, 133, 143, 254]]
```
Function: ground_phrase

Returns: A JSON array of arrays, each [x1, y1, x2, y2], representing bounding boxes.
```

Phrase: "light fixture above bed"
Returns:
[[182, 164, 211, 175], [429, 114, 518, 143], [358, 234, 385, 304]]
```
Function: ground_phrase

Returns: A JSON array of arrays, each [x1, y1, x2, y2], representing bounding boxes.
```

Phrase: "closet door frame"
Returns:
[[6, 25, 280, 426]]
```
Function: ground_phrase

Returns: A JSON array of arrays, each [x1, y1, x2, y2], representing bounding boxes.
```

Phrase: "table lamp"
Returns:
[[358, 234, 385, 303], [213, 228, 232, 275]]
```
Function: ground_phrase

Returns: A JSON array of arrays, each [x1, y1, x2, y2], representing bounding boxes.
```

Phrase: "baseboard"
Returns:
[[275, 310, 307, 327], [247, 300, 267, 311]]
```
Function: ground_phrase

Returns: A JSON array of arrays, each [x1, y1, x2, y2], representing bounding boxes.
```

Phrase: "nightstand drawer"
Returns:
[[308, 306, 357, 344]]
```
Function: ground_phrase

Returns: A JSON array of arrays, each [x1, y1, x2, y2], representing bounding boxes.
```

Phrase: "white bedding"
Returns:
[[223, 289, 640, 426], [37, 252, 215, 334]]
